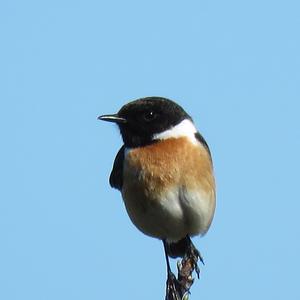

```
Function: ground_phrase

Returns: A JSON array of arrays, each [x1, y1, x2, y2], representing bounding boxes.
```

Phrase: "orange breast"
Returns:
[[123, 137, 215, 199]]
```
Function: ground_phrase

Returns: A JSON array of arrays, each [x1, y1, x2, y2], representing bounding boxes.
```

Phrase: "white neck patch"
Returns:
[[153, 119, 198, 144]]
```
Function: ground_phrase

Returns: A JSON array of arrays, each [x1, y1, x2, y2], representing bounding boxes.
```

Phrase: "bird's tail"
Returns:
[[165, 236, 192, 258]]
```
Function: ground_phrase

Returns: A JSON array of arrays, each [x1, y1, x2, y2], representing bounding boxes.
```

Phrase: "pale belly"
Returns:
[[122, 176, 215, 241]]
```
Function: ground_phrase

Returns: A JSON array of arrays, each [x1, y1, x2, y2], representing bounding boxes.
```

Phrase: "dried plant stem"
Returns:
[[165, 248, 202, 300]]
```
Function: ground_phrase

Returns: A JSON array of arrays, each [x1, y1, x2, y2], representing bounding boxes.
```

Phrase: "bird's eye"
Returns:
[[142, 110, 157, 122]]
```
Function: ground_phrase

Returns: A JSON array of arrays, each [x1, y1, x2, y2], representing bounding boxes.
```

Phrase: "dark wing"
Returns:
[[109, 145, 125, 190], [195, 132, 212, 160]]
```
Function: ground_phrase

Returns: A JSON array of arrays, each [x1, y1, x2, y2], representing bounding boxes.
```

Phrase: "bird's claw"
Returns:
[[165, 271, 182, 300], [186, 241, 204, 279], [164, 238, 205, 299]]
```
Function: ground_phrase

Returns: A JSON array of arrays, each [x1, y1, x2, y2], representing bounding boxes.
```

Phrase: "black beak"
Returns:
[[97, 114, 127, 124]]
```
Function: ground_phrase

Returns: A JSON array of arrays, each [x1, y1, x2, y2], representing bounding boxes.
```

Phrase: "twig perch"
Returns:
[[165, 248, 202, 300]]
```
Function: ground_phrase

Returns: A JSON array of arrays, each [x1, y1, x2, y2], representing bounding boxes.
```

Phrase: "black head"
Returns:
[[99, 97, 192, 147]]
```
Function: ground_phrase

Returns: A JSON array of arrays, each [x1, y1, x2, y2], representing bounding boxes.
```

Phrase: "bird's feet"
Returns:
[[177, 238, 204, 295], [187, 241, 204, 279], [165, 270, 182, 300], [163, 237, 204, 300]]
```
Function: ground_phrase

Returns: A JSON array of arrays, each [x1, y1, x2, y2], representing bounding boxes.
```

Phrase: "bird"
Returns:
[[98, 97, 215, 297]]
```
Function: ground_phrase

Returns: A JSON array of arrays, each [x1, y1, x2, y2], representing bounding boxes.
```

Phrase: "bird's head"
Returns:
[[98, 97, 196, 148]]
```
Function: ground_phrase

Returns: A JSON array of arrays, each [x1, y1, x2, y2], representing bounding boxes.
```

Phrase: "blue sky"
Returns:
[[1, 0, 300, 299]]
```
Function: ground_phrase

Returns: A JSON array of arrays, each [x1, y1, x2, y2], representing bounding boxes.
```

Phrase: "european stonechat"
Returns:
[[98, 97, 215, 297]]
